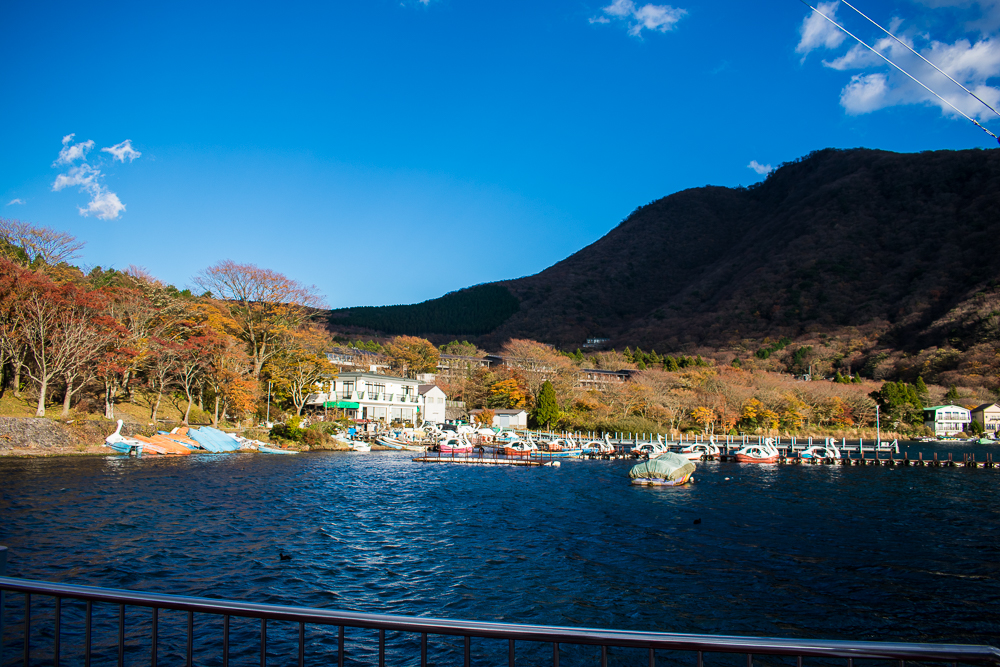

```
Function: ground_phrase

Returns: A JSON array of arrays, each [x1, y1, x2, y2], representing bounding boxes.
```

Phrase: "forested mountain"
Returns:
[[329, 147, 1000, 372]]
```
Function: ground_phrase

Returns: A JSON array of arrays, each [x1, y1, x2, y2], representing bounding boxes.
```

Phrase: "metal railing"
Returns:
[[1, 576, 998, 667]]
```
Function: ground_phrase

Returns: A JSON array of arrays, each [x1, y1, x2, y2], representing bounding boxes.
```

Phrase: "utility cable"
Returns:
[[839, 0, 1000, 119], [798, 0, 999, 143]]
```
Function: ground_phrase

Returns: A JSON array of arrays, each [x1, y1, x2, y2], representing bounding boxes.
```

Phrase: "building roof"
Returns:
[[337, 371, 416, 382], [418, 384, 445, 395], [926, 404, 970, 411], [469, 408, 527, 415], [974, 403, 1000, 412]]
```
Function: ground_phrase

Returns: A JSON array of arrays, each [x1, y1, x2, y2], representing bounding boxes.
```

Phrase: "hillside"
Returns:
[[329, 147, 1000, 372]]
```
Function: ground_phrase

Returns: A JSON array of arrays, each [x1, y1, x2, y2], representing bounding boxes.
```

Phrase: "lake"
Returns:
[[1, 443, 998, 665]]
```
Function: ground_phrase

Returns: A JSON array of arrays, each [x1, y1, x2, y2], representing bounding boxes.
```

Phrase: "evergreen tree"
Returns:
[[663, 356, 679, 372], [732, 357, 742, 368], [945, 385, 960, 402], [915, 376, 928, 395], [533, 381, 559, 429], [636, 360, 647, 370]]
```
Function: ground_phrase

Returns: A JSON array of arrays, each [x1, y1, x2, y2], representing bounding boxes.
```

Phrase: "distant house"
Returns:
[[972, 403, 1000, 434], [418, 384, 448, 424], [469, 408, 528, 429], [326, 347, 389, 373], [576, 368, 635, 390], [923, 404, 972, 436]]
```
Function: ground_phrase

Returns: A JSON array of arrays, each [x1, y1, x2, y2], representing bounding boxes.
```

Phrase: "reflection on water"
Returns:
[[1, 446, 999, 665]]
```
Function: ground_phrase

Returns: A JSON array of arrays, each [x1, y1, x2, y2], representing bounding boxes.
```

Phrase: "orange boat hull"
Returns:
[[735, 454, 778, 464], [133, 435, 192, 455]]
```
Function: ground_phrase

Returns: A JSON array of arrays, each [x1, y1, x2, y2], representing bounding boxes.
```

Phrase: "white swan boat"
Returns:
[[679, 440, 721, 461], [799, 443, 841, 461], [734, 439, 780, 464], [104, 420, 145, 455]]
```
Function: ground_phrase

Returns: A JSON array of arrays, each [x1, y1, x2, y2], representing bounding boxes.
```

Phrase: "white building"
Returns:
[[418, 384, 447, 424], [469, 408, 529, 429], [923, 404, 972, 436], [321, 372, 421, 423], [972, 403, 1000, 434]]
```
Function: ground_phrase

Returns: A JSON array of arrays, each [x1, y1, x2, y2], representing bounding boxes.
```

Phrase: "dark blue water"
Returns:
[[1, 446, 999, 665]]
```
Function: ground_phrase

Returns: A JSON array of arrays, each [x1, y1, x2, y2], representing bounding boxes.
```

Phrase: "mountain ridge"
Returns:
[[329, 146, 1000, 372]]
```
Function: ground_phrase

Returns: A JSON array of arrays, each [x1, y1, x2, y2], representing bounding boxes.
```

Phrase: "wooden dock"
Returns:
[[412, 455, 547, 467]]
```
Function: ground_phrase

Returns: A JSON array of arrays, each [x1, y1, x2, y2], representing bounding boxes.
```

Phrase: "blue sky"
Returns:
[[2, 0, 998, 308]]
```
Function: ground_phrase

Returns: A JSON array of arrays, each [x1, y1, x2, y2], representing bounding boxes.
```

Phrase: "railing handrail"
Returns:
[[2, 577, 998, 663]]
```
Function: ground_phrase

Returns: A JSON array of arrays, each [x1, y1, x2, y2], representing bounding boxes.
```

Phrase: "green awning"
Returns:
[[324, 400, 360, 409]]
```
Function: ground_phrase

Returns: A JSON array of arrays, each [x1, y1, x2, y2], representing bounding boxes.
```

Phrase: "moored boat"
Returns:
[[438, 434, 474, 454], [679, 440, 721, 461], [734, 442, 779, 464], [131, 434, 192, 456], [799, 443, 841, 461], [104, 420, 144, 455], [376, 436, 427, 452], [628, 452, 696, 486], [258, 444, 299, 454]]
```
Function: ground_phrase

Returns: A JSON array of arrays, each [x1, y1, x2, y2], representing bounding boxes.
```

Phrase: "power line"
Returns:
[[839, 0, 1000, 119], [798, 0, 999, 143]]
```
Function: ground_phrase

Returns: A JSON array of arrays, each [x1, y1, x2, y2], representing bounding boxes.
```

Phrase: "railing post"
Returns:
[[151, 607, 158, 667], [223, 614, 229, 667], [601, 644, 608, 667], [380, 628, 385, 667], [697, 650, 703, 667], [260, 618, 267, 667], [187, 610, 194, 667], [339, 626, 345, 667], [553, 642, 559, 667], [299, 622, 305, 667], [509, 638, 515, 667], [747, 653, 752, 667], [118, 604, 125, 667], [23, 592, 30, 667], [465, 635, 471, 667], [53, 597, 61, 667], [421, 632, 427, 667], [85, 600, 92, 667], [650, 647, 656, 667]]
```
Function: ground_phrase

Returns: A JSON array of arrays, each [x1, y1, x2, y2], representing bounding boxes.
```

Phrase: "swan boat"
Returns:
[[438, 434, 474, 454], [799, 443, 842, 461], [679, 441, 721, 461], [104, 420, 145, 455], [734, 441, 780, 464]]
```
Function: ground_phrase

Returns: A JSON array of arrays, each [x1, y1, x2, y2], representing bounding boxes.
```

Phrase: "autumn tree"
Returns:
[[194, 260, 324, 378], [384, 335, 439, 378], [0, 218, 85, 269], [500, 338, 576, 401], [267, 326, 334, 416], [174, 331, 220, 424]]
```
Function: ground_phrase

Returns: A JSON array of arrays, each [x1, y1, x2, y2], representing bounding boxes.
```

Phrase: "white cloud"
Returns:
[[796, 1, 846, 56], [590, 0, 687, 36], [52, 164, 100, 191], [79, 189, 126, 220], [6, 198, 24, 206], [51, 135, 135, 220], [829, 34, 1000, 120], [748, 160, 773, 175], [101, 139, 141, 163], [795, 2, 1000, 124], [54, 134, 95, 166]]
